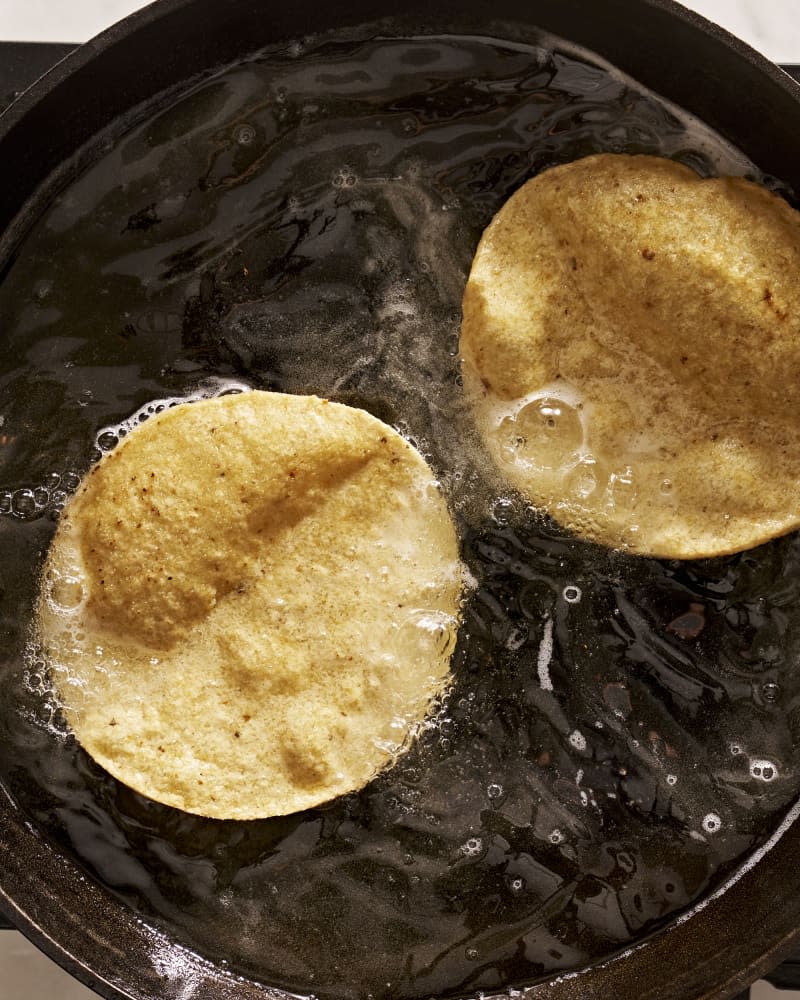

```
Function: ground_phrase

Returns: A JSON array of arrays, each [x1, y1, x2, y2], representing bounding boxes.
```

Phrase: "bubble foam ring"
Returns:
[[93, 378, 252, 455], [702, 813, 723, 835]]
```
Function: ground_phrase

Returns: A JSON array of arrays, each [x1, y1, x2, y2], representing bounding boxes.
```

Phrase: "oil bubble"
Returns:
[[702, 813, 722, 834], [487, 496, 514, 525], [487, 783, 503, 800], [234, 124, 256, 145], [565, 460, 598, 498], [762, 682, 780, 703], [497, 395, 584, 470], [562, 585, 582, 604], [549, 829, 565, 844], [48, 571, 85, 612], [509, 877, 525, 893], [97, 431, 118, 452], [568, 730, 587, 752], [666, 774, 678, 787], [608, 467, 637, 509], [332, 167, 358, 189], [616, 852, 635, 872], [460, 837, 483, 857], [750, 759, 778, 782], [621, 523, 641, 545], [12, 489, 36, 517], [400, 611, 458, 660], [505, 627, 527, 651]]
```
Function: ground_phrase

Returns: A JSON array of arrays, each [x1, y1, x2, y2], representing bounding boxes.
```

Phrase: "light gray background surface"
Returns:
[[0, 0, 796, 59], [0, 1, 796, 998]]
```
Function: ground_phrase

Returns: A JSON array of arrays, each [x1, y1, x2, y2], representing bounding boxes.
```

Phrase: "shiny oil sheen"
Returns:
[[0, 28, 799, 1000]]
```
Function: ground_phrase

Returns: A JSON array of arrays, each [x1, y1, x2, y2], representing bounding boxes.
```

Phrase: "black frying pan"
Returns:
[[2, 2, 800, 999]]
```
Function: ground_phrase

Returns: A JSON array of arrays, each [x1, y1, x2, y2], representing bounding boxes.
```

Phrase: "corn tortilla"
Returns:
[[38, 391, 463, 819], [460, 153, 800, 558]]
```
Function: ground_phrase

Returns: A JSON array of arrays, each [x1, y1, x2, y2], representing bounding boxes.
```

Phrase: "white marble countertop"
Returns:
[[0, 0, 796, 62], [0, 2, 797, 1000]]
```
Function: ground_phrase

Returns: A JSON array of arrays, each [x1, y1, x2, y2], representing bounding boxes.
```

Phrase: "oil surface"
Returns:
[[1, 28, 800, 1000]]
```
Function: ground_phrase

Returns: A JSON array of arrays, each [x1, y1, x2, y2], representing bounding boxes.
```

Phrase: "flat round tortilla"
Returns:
[[38, 391, 463, 819], [460, 153, 800, 558]]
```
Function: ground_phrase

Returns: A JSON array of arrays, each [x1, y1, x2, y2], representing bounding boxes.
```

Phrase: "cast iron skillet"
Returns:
[[2, 1, 800, 998]]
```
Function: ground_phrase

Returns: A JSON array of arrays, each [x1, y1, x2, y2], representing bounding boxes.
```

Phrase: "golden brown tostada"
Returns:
[[460, 153, 800, 558], [37, 391, 463, 819]]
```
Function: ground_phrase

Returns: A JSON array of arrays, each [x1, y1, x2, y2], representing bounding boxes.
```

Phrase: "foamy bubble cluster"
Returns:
[[21, 642, 70, 738], [0, 470, 80, 521], [23, 650, 49, 697], [332, 166, 358, 189], [568, 730, 587, 752], [460, 837, 483, 858], [94, 378, 251, 455]]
